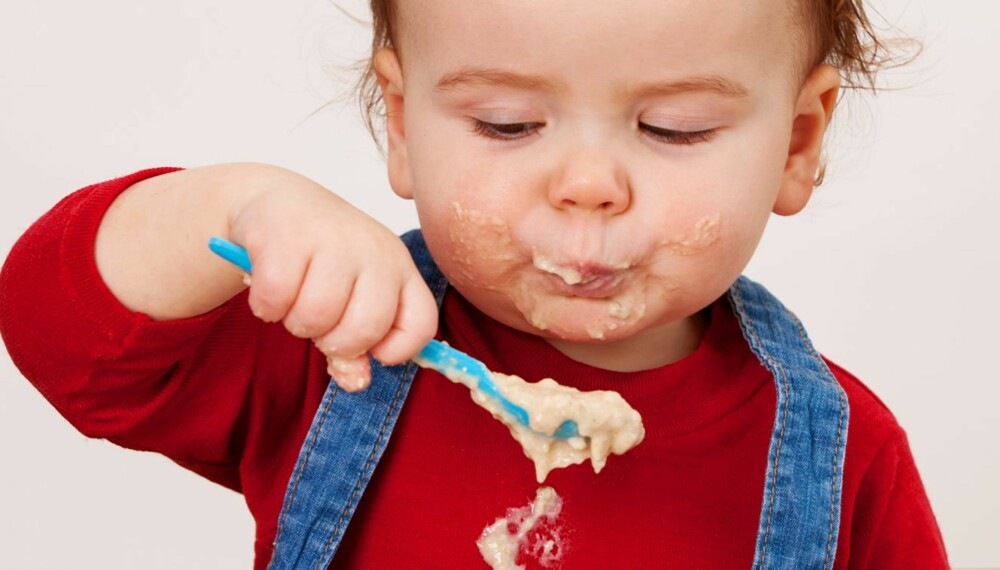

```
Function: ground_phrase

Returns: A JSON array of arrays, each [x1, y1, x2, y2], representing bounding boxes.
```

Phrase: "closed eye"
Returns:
[[471, 119, 544, 141], [640, 123, 717, 145]]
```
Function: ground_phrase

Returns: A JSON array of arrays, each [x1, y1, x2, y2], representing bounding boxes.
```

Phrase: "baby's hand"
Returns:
[[228, 165, 437, 392]]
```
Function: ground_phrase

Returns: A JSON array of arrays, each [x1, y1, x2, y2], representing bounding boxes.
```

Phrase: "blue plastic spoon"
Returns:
[[208, 236, 580, 439]]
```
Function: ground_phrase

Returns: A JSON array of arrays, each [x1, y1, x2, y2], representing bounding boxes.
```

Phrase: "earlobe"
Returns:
[[373, 48, 413, 199], [773, 65, 841, 216]]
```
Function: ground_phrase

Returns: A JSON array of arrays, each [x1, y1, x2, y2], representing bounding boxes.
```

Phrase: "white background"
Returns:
[[1, 0, 997, 567]]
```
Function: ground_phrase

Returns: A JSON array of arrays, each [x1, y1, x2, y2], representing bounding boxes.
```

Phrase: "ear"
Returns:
[[773, 65, 840, 216], [373, 48, 413, 199]]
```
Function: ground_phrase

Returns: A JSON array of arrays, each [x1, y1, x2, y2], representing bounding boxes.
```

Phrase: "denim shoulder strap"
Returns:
[[728, 277, 849, 570], [268, 230, 447, 570]]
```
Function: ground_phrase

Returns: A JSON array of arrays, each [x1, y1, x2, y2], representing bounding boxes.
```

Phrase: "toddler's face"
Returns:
[[377, 0, 836, 368]]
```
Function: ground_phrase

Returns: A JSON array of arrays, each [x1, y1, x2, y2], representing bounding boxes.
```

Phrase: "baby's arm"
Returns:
[[94, 163, 437, 390], [846, 430, 949, 567], [0, 168, 341, 491]]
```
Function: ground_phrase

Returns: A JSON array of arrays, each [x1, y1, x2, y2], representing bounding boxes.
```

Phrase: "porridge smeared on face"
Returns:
[[478, 486, 565, 570]]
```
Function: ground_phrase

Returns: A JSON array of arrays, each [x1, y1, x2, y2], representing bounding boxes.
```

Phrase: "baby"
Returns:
[[0, 0, 948, 568]]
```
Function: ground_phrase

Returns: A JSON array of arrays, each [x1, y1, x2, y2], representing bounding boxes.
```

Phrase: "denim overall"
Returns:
[[267, 230, 850, 570]]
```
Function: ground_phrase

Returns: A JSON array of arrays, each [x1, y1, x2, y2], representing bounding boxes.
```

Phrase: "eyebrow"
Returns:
[[625, 76, 750, 100], [435, 67, 561, 93], [434, 67, 750, 100]]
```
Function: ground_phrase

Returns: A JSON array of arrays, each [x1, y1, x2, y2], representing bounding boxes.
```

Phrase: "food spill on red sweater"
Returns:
[[477, 486, 564, 570]]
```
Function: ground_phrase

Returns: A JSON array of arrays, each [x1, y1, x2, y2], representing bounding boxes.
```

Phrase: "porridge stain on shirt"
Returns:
[[478, 486, 565, 570]]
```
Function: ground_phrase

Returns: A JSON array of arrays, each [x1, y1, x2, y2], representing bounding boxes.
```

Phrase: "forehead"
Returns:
[[395, 0, 800, 92]]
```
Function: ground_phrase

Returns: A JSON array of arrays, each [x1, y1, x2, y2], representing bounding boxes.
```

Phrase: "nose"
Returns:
[[547, 150, 631, 215]]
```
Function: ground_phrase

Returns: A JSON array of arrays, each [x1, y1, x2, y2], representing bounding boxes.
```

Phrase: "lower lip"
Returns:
[[546, 272, 625, 299]]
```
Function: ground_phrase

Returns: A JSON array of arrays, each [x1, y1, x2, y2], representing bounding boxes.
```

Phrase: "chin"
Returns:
[[537, 324, 641, 345], [507, 291, 651, 343]]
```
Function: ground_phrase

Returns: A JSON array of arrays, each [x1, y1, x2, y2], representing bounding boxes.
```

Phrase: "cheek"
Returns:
[[659, 212, 722, 256], [416, 190, 533, 306], [439, 202, 521, 287], [683, 193, 773, 279], [636, 156, 779, 294], [411, 151, 543, 289], [682, 128, 789, 258]]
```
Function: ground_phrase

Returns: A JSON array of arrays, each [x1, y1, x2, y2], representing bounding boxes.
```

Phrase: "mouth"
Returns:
[[547, 271, 626, 298], [533, 255, 629, 299]]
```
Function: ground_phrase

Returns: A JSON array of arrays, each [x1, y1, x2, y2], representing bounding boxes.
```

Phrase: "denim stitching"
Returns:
[[731, 285, 791, 569], [792, 318, 847, 570], [748, 322, 790, 567], [315, 360, 417, 569], [823, 388, 846, 570], [269, 382, 340, 568]]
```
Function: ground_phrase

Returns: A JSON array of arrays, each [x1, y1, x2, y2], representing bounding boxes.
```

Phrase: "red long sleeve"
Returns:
[[0, 170, 332, 555], [841, 418, 949, 567]]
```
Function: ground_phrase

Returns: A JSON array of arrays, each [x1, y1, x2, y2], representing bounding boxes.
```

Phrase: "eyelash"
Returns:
[[469, 119, 718, 146], [639, 123, 718, 145], [470, 119, 543, 140]]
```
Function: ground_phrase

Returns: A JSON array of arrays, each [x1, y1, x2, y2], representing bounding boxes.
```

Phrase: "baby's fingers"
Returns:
[[369, 275, 438, 366], [314, 271, 400, 365], [282, 259, 354, 340], [246, 249, 309, 323]]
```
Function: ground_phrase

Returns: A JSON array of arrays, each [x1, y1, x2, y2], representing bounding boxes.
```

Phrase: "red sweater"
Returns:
[[0, 170, 948, 568]]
